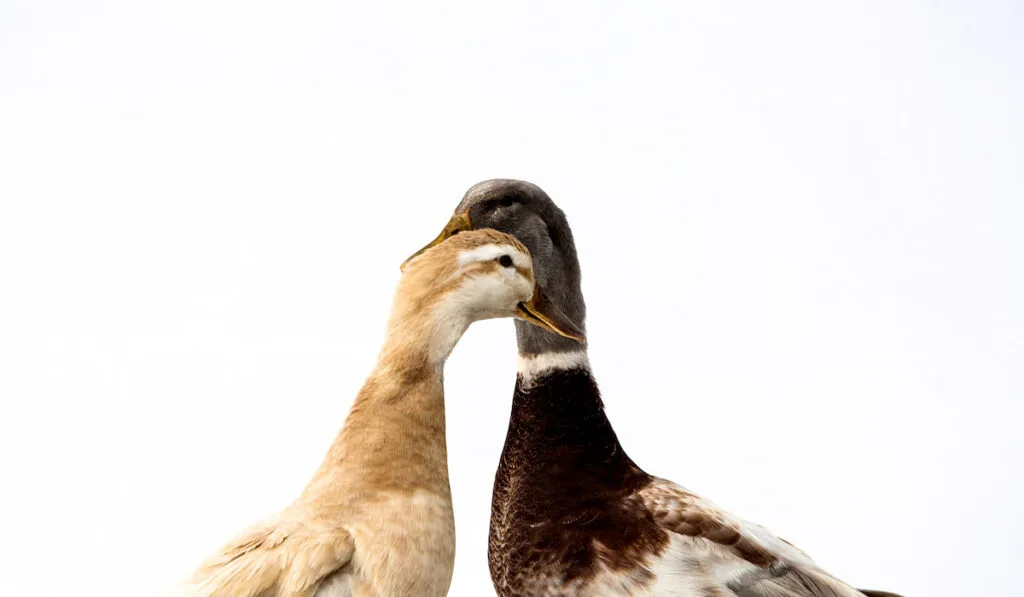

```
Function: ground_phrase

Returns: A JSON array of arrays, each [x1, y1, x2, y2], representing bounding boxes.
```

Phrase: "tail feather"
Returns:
[[735, 567, 870, 597], [859, 591, 904, 597]]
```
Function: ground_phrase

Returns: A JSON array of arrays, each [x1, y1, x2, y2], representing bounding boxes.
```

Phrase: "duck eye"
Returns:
[[498, 255, 513, 267], [499, 197, 515, 207]]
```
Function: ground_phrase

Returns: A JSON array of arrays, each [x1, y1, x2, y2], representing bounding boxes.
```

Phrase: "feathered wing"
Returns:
[[172, 514, 355, 597], [637, 478, 899, 597], [733, 568, 873, 597]]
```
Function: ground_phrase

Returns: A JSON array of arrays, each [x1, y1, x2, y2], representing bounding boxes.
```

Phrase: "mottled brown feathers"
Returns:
[[637, 481, 781, 568], [488, 367, 845, 597], [488, 358, 898, 596], [489, 368, 668, 594]]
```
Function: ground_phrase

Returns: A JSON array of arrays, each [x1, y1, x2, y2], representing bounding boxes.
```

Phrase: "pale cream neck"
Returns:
[[299, 290, 459, 501]]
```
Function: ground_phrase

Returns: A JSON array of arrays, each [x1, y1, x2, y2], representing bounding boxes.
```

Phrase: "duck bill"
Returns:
[[401, 210, 473, 271], [516, 283, 586, 343]]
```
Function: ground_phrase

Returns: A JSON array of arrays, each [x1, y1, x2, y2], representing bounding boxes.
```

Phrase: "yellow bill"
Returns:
[[401, 210, 472, 271], [516, 283, 585, 343]]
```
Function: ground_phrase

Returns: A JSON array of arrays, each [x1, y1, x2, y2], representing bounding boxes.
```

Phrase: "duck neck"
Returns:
[[508, 352, 623, 458], [497, 353, 642, 501], [507, 244, 615, 449], [348, 296, 469, 418], [380, 294, 472, 372], [302, 299, 463, 497]]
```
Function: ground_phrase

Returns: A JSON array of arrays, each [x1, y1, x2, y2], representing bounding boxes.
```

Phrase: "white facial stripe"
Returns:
[[517, 350, 590, 386], [457, 244, 529, 269], [430, 259, 533, 362]]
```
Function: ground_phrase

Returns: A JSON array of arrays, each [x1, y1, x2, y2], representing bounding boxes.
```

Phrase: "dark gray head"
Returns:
[[406, 179, 587, 355]]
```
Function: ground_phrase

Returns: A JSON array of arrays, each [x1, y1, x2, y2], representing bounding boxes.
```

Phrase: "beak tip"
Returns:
[[567, 330, 586, 344]]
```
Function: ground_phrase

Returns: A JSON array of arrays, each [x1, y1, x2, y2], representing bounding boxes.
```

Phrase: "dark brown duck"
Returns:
[[410, 179, 903, 597]]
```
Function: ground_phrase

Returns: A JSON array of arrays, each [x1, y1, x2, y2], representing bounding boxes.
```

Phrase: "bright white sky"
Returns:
[[1, 2, 1021, 596]]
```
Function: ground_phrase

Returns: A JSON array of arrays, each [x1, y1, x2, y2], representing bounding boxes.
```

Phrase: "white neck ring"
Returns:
[[517, 350, 590, 387]]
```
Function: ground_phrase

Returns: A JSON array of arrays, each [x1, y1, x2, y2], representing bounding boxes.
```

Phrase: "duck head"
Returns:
[[404, 180, 586, 356], [398, 228, 584, 362]]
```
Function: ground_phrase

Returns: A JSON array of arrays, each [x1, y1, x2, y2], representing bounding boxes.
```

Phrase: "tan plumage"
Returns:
[[171, 229, 558, 597]]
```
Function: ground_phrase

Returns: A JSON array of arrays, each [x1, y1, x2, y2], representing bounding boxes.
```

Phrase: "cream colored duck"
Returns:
[[409, 180, 902, 597], [171, 228, 583, 597]]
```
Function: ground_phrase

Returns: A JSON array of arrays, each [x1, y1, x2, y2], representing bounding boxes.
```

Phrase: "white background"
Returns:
[[1, 2, 1021, 596]]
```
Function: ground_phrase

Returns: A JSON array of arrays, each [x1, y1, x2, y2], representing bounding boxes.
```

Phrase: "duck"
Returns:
[[406, 179, 903, 597], [172, 228, 584, 597]]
